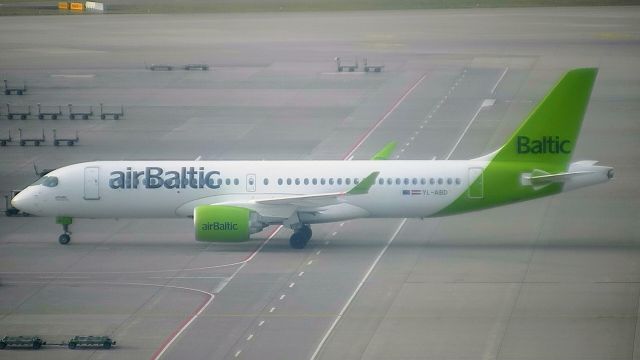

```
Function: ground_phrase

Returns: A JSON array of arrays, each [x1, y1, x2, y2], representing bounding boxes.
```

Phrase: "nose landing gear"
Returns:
[[289, 225, 312, 249], [56, 216, 73, 245]]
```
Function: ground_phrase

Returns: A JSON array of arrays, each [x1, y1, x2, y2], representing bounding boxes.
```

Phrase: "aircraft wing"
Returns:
[[253, 171, 379, 208]]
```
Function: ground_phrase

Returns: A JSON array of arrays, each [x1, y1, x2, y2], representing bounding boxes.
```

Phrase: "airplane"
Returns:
[[11, 68, 613, 248]]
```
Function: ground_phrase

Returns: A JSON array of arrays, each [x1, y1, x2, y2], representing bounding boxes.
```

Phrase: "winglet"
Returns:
[[371, 142, 396, 160], [347, 171, 379, 195]]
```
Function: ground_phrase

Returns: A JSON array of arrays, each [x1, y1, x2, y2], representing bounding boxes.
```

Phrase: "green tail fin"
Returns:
[[491, 68, 597, 171]]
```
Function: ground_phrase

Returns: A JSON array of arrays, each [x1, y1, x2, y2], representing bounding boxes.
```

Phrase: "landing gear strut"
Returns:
[[289, 225, 312, 249], [56, 216, 72, 245]]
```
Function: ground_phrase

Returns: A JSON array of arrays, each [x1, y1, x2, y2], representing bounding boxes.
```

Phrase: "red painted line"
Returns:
[[342, 73, 428, 160]]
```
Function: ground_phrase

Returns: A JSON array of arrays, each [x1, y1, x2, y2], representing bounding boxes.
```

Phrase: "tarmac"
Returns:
[[0, 6, 639, 360]]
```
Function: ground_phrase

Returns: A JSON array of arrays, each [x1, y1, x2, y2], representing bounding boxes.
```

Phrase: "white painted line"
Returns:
[[431, 156, 437, 160], [321, 72, 366, 75], [310, 219, 408, 360], [307, 260, 314, 265], [346, 155, 354, 161], [149, 276, 227, 280], [400, 148, 405, 152], [298, 271, 305, 277], [419, 125, 424, 129], [289, 282, 295, 288], [235, 350, 242, 357], [247, 334, 254, 341], [339, 222, 345, 227], [444, 102, 485, 160], [51, 74, 95, 78], [316, 250, 322, 255], [280, 294, 286, 300], [331, 232, 337, 236], [405, 142, 410, 146], [343, 73, 428, 160], [258, 320, 265, 327], [491, 67, 509, 94], [269, 307, 276, 313], [324, 241, 330, 245]]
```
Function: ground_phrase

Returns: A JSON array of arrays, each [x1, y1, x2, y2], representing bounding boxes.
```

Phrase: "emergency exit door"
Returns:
[[84, 167, 100, 200]]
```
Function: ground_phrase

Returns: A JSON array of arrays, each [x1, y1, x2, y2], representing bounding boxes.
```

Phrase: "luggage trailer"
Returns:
[[37, 104, 63, 120], [0, 129, 11, 146], [99, 103, 124, 120], [18, 128, 45, 146], [53, 129, 79, 146], [68, 104, 94, 120], [3, 80, 27, 95], [6, 104, 31, 120], [0, 336, 46, 350]]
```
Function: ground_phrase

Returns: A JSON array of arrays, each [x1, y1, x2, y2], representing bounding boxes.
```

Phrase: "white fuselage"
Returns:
[[14, 160, 487, 223]]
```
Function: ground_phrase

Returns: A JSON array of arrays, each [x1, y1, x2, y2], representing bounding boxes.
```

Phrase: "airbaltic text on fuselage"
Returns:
[[109, 167, 221, 189], [516, 136, 571, 154]]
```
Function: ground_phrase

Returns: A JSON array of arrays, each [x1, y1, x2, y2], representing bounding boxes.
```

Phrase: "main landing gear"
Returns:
[[289, 225, 312, 249], [56, 216, 72, 245]]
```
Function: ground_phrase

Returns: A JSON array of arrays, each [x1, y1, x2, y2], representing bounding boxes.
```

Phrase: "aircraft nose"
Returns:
[[11, 190, 33, 213]]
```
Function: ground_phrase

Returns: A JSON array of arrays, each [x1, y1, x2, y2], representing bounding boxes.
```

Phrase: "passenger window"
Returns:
[[430, 178, 435, 185], [438, 178, 443, 185], [455, 178, 461, 185], [378, 178, 384, 185], [412, 178, 417, 185], [287, 178, 292, 185], [295, 178, 300, 185], [234, 178, 239, 185], [312, 178, 317, 185], [278, 178, 283, 185], [225, 178, 231, 185], [395, 178, 401, 185], [337, 178, 342, 185], [404, 178, 409, 185], [421, 178, 426, 185], [263, 178, 269, 186], [387, 178, 392, 185], [354, 178, 359, 184], [321, 178, 326, 185], [304, 178, 309, 185], [217, 179, 223, 186], [329, 178, 334, 185], [345, 178, 350, 185], [447, 178, 452, 185]]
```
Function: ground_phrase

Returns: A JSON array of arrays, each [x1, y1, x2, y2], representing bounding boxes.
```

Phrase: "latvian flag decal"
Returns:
[[402, 190, 422, 196]]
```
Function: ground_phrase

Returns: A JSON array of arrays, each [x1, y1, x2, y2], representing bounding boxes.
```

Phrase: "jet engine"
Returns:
[[194, 205, 267, 242]]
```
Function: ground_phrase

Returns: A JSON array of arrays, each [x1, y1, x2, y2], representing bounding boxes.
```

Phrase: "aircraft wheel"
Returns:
[[289, 231, 307, 249], [300, 225, 312, 242], [58, 234, 71, 245]]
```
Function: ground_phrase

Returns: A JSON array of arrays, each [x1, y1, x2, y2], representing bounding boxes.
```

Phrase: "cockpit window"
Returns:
[[43, 176, 58, 187], [32, 176, 58, 187]]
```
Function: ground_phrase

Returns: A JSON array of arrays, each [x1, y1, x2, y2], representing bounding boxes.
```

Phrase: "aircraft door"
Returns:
[[84, 167, 100, 200], [246, 174, 256, 192], [467, 167, 484, 199]]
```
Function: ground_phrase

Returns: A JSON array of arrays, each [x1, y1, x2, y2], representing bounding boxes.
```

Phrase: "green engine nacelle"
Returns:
[[194, 205, 251, 242]]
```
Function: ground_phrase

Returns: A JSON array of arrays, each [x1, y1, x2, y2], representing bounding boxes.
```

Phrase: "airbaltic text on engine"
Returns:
[[201, 222, 239, 231], [516, 136, 571, 154], [109, 167, 221, 189]]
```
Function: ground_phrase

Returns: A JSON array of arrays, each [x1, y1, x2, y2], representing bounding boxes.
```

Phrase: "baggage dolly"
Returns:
[[53, 129, 79, 146], [183, 63, 209, 71], [335, 57, 358, 72], [0, 335, 46, 349], [100, 103, 124, 120], [37, 104, 63, 120], [18, 128, 45, 146], [0, 129, 11, 146], [3, 80, 27, 95], [67, 336, 116, 349], [6, 104, 31, 120], [146, 63, 174, 71], [68, 104, 93, 120], [363, 58, 384, 72]]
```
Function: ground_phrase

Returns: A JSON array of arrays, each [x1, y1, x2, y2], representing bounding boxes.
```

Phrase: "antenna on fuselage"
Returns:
[[33, 163, 55, 178]]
